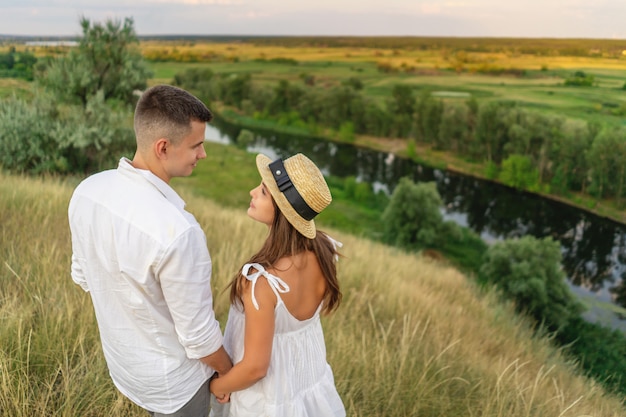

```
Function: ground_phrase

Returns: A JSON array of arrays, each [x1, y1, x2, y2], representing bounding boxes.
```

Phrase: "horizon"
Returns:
[[1, 33, 625, 42], [2, 1, 626, 40]]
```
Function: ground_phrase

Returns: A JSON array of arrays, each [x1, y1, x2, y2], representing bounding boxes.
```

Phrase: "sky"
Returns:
[[1, 0, 626, 39]]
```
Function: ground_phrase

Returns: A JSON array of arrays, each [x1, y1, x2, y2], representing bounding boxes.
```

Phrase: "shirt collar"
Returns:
[[118, 157, 186, 211]]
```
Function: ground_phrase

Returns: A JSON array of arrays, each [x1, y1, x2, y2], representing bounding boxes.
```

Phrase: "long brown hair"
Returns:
[[229, 198, 342, 315]]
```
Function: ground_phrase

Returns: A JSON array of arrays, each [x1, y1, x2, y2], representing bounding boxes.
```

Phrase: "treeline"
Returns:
[[173, 67, 626, 207], [139, 35, 626, 58], [0, 47, 37, 80], [226, 36, 626, 58]]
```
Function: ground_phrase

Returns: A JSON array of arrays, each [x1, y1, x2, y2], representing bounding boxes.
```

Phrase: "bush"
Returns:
[[479, 235, 584, 332], [557, 317, 626, 396], [338, 121, 355, 142], [343, 176, 373, 203], [564, 71, 595, 87], [0, 97, 63, 173], [0, 94, 134, 174], [498, 154, 540, 191], [382, 177, 460, 250], [235, 129, 255, 149]]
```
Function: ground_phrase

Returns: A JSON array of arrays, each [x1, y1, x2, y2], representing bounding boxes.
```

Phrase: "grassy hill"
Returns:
[[2, 165, 626, 416]]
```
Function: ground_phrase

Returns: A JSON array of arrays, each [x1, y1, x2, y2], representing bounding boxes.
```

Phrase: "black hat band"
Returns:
[[269, 158, 319, 221]]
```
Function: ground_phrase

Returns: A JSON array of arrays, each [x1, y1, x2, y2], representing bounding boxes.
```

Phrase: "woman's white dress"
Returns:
[[210, 263, 345, 417]]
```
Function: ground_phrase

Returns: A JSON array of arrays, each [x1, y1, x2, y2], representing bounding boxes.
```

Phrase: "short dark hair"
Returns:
[[134, 84, 212, 149]]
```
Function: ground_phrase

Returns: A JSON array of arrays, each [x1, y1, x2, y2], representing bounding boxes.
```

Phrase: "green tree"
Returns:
[[498, 154, 540, 191], [268, 80, 304, 115], [0, 52, 15, 69], [57, 91, 135, 172], [547, 119, 593, 194], [364, 100, 391, 137], [437, 101, 469, 152], [38, 16, 152, 107], [475, 100, 517, 163], [414, 91, 443, 143], [338, 121, 355, 142], [390, 84, 415, 116], [295, 87, 325, 125], [320, 85, 366, 131], [343, 176, 374, 203], [387, 84, 415, 138], [382, 177, 460, 250], [587, 127, 626, 205], [173, 67, 214, 103], [235, 129, 255, 149], [479, 236, 584, 332], [248, 84, 275, 114], [222, 73, 252, 107]]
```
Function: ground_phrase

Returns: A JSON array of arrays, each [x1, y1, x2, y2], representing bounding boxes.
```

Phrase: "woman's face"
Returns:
[[248, 182, 276, 226]]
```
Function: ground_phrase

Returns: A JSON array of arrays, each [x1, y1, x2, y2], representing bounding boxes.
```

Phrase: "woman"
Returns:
[[209, 153, 345, 417]]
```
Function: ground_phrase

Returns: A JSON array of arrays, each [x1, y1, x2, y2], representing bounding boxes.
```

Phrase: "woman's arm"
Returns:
[[210, 277, 276, 401]]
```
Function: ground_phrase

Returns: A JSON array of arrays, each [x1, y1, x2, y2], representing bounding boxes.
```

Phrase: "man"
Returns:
[[69, 84, 232, 417]]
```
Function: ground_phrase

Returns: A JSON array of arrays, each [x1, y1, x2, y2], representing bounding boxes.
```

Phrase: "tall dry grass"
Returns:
[[1, 170, 625, 416]]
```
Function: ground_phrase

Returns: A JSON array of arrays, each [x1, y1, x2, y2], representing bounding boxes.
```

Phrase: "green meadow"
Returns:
[[143, 37, 626, 127], [5, 36, 626, 127], [3, 149, 626, 416]]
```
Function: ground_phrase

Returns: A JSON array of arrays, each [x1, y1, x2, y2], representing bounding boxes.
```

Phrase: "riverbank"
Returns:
[[213, 104, 626, 227]]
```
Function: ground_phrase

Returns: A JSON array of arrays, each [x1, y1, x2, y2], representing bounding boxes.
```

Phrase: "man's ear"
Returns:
[[154, 138, 169, 159]]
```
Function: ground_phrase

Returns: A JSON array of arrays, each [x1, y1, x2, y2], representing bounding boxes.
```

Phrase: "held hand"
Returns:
[[209, 376, 231, 404], [216, 392, 231, 404]]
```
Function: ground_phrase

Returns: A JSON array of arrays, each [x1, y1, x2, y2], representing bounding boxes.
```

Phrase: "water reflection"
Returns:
[[207, 118, 626, 325]]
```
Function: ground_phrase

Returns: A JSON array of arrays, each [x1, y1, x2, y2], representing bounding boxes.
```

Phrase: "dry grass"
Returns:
[[138, 40, 626, 71], [1, 169, 625, 416]]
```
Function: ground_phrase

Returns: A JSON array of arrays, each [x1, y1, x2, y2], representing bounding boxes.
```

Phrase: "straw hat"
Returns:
[[256, 153, 331, 239]]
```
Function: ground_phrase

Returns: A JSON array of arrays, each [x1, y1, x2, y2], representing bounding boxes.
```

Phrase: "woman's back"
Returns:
[[268, 251, 326, 321]]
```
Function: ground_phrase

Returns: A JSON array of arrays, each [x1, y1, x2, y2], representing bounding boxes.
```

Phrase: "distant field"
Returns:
[[141, 37, 626, 127], [0, 78, 32, 100], [2, 36, 626, 125]]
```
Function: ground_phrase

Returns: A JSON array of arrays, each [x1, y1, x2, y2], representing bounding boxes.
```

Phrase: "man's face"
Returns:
[[162, 120, 207, 181]]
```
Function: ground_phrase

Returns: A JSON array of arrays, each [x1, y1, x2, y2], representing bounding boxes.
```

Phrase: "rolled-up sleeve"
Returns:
[[70, 253, 90, 292], [158, 227, 223, 359]]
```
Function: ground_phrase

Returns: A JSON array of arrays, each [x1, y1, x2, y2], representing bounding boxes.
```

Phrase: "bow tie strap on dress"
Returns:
[[241, 263, 291, 310], [326, 235, 343, 262]]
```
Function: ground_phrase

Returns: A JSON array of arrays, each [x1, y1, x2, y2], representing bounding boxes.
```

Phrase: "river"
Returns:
[[205, 118, 626, 332]]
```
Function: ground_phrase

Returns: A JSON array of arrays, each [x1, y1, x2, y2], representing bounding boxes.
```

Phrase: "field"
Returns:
[[0, 78, 32, 100], [3, 36, 626, 127], [139, 37, 626, 127], [3, 162, 626, 416]]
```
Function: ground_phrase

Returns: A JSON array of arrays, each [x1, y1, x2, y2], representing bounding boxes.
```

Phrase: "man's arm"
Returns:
[[200, 346, 232, 375], [159, 228, 229, 366]]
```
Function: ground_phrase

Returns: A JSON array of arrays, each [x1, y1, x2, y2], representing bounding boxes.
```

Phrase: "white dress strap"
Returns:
[[242, 263, 290, 310], [326, 235, 343, 262]]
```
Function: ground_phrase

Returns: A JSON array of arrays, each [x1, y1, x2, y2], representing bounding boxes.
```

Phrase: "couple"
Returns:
[[68, 85, 346, 417]]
